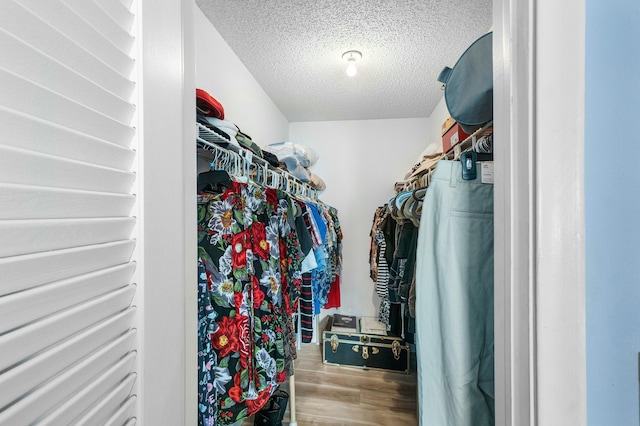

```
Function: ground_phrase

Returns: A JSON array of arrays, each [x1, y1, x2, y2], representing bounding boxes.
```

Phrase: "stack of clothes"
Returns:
[[262, 142, 326, 192]]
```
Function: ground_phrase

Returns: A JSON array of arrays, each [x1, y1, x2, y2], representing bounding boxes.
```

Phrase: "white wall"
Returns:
[[425, 96, 450, 151], [289, 118, 430, 319], [194, 8, 289, 146]]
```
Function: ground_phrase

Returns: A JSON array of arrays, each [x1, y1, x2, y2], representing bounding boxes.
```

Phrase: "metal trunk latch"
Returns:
[[353, 345, 379, 359], [392, 340, 402, 360], [330, 334, 339, 353]]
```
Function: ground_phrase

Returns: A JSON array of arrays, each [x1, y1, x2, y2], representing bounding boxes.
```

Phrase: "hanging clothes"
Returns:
[[196, 169, 344, 425], [197, 180, 304, 425], [294, 200, 317, 344], [307, 202, 344, 314], [299, 272, 314, 343], [324, 274, 341, 309], [369, 206, 388, 282], [369, 206, 392, 328], [323, 207, 343, 309], [198, 258, 217, 426], [196, 120, 343, 426], [415, 160, 494, 426], [374, 231, 390, 299], [387, 220, 418, 304], [307, 203, 329, 315]]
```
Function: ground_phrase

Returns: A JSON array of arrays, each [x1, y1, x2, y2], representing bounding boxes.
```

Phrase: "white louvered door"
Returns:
[[0, 0, 139, 424]]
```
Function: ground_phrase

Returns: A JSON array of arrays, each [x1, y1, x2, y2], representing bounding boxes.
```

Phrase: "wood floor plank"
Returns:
[[359, 389, 418, 412], [294, 381, 361, 404], [242, 343, 418, 425]]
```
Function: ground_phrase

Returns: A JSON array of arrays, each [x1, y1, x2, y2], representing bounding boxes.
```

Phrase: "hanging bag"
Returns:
[[437, 32, 493, 133], [253, 399, 281, 426], [253, 388, 289, 426]]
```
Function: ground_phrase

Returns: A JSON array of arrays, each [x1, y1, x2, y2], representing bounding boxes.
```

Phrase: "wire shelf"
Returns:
[[399, 121, 494, 191], [197, 123, 319, 201]]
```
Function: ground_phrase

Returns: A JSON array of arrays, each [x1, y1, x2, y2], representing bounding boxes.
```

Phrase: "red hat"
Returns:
[[196, 88, 224, 120]]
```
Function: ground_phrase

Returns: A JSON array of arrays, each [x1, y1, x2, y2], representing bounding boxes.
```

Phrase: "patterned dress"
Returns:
[[197, 182, 303, 425], [198, 259, 217, 426]]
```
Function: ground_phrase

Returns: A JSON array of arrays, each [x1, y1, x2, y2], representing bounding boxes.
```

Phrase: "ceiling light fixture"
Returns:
[[342, 50, 362, 77]]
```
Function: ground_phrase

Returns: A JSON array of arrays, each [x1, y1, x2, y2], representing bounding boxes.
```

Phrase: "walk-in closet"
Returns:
[[0, 0, 596, 425], [193, 2, 493, 424]]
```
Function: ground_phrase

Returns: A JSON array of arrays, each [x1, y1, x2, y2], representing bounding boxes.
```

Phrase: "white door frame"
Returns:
[[138, 0, 197, 424], [493, 0, 536, 423], [138, 0, 587, 422], [493, 0, 586, 424]]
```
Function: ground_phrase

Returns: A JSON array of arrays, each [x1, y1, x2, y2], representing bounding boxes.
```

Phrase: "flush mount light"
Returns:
[[342, 50, 362, 77]]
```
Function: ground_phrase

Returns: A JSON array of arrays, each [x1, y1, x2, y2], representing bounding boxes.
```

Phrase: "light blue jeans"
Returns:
[[415, 160, 494, 425]]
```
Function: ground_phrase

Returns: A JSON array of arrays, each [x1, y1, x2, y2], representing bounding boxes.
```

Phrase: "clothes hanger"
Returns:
[[412, 186, 428, 201], [253, 162, 266, 187], [265, 168, 277, 189]]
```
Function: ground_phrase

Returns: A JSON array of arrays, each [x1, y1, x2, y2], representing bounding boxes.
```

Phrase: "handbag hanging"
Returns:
[[437, 32, 493, 133]]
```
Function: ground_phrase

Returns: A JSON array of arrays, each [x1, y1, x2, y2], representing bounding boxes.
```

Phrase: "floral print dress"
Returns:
[[197, 182, 303, 425], [198, 258, 217, 426]]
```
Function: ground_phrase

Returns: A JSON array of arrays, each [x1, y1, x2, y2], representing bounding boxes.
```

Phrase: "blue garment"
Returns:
[[308, 203, 332, 313], [312, 246, 330, 314], [307, 203, 327, 242], [415, 161, 494, 425]]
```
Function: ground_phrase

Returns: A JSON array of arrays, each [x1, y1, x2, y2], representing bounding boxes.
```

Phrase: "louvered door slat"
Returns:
[[0, 184, 136, 220], [20, 0, 134, 75], [0, 240, 135, 297], [0, 108, 135, 168], [0, 285, 135, 372], [36, 354, 137, 425], [104, 396, 137, 426], [0, 217, 136, 257], [61, 0, 135, 53], [0, 28, 135, 123], [0, 331, 136, 425], [0, 69, 134, 143], [0, 2, 134, 99], [0, 263, 135, 334], [0, 307, 135, 410], [0, 286, 135, 370], [73, 373, 137, 426], [0, 146, 135, 192], [93, 0, 135, 32]]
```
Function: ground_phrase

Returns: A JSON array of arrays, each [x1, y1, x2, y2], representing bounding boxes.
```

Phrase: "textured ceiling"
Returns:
[[195, 0, 492, 122]]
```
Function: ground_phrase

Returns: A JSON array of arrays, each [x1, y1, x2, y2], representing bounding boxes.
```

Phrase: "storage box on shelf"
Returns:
[[441, 116, 456, 135], [442, 119, 471, 153]]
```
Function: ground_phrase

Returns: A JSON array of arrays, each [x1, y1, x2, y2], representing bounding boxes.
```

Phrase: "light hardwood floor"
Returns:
[[243, 343, 418, 426]]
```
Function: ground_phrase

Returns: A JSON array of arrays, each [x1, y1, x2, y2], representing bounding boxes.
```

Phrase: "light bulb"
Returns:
[[346, 59, 357, 77], [342, 50, 362, 77]]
